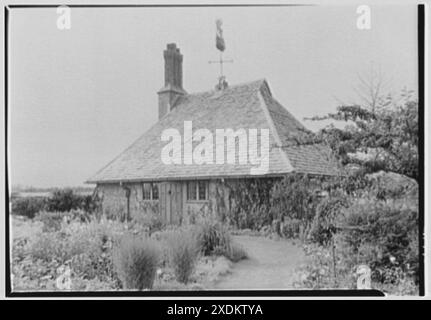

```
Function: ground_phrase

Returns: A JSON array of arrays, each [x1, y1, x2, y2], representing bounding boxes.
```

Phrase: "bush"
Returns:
[[47, 189, 95, 213], [196, 220, 231, 256], [166, 229, 200, 284], [196, 219, 247, 262], [309, 195, 348, 245], [133, 213, 164, 234], [30, 232, 69, 262], [46, 189, 79, 212], [270, 174, 321, 234], [113, 235, 160, 290], [66, 218, 123, 282], [225, 178, 274, 229], [28, 217, 123, 284], [337, 197, 419, 284], [224, 242, 248, 263], [294, 243, 344, 290], [280, 217, 302, 239], [11, 197, 46, 219], [36, 211, 71, 232]]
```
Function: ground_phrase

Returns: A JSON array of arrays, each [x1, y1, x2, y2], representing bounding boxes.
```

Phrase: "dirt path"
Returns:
[[213, 235, 308, 290]]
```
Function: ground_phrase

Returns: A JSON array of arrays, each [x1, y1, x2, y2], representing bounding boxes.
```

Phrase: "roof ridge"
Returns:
[[186, 78, 267, 97], [256, 86, 294, 172]]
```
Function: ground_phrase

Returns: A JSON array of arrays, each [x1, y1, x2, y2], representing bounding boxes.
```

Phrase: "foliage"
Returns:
[[294, 183, 419, 295], [11, 188, 96, 220], [35, 211, 70, 232], [29, 232, 69, 262], [223, 242, 248, 263], [221, 175, 324, 234], [13, 214, 238, 291], [337, 197, 419, 284], [166, 229, 200, 284], [196, 219, 232, 256], [11, 197, 46, 219], [65, 219, 122, 282], [279, 217, 302, 239], [195, 219, 247, 263], [309, 194, 349, 245], [270, 174, 321, 236], [294, 243, 347, 290], [28, 217, 124, 285], [225, 178, 275, 229], [133, 213, 164, 235], [295, 234, 419, 295], [309, 90, 418, 181], [47, 188, 95, 213], [112, 235, 160, 290]]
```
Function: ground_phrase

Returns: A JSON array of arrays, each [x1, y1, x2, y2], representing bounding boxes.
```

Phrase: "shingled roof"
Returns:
[[87, 79, 339, 183]]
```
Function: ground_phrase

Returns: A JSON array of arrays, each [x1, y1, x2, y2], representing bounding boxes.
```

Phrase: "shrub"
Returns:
[[36, 211, 71, 232], [280, 217, 302, 239], [224, 242, 248, 263], [113, 235, 160, 290], [337, 197, 419, 285], [270, 174, 321, 234], [133, 213, 164, 234], [28, 217, 123, 284], [309, 195, 348, 245], [11, 197, 46, 219], [166, 229, 200, 284], [46, 188, 95, 213], [30, 232, 68, 262], [293, 243, 344, 290], [195, 219, 247, 262], [46, 189, 80, 212], [66, 218, 123, 282], [225, 178, 274, 229], [196, 219, 231, 256]]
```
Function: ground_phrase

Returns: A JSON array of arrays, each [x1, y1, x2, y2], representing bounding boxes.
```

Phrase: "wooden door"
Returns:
[[160, 182, 183, 224]]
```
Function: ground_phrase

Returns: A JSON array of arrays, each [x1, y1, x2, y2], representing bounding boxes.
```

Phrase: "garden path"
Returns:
[[213, 235, 308, 290]]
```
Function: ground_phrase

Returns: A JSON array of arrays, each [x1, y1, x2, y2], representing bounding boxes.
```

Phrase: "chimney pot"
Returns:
[[157, 43, 186, 119]]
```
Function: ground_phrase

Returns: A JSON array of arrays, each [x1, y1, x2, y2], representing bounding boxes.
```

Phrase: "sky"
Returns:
[[8, 4, 418, 188]]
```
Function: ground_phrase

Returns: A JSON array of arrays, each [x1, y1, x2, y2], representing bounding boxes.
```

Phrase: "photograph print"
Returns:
[[6, 3, 422, 296]]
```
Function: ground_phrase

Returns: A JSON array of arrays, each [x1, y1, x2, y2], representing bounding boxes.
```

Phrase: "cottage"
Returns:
[[87, 43, 339, 223]]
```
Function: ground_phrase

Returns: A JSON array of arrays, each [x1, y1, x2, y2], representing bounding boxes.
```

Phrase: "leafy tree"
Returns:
[[47, 188, 81, 212], [307, 89, 418, 182]]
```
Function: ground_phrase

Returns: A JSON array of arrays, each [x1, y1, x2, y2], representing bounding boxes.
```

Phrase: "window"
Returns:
[[198, 181, 207, 200], [152, 183, 159, 200], [187, 181, 208, 201], [143, 182, 159, 200], [187, 182, 197, 200], [143, 183, 151, 200]]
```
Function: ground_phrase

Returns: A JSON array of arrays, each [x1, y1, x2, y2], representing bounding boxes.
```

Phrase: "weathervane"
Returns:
[[209, 19, 233, 90]]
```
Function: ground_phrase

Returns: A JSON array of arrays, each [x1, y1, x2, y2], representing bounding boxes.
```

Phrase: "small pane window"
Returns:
[[143, 183, 151, 200], [152, 183, 159, 200], [187, 182, 197, 200], [198, 181, 207, 200]]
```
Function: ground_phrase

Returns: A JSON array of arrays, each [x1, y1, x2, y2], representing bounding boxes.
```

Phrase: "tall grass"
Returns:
[[113, 235, 160, 290], [166, 229, 200, 284], [196, 220, 247, 262]]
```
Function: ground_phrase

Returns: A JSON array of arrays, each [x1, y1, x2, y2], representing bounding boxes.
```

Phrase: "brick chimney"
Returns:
[[157, 43, 186, 119]]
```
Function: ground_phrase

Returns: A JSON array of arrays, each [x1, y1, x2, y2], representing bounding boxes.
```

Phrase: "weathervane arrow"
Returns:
[[209, 19, 233, 83], [215, 19, 226, 52]]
